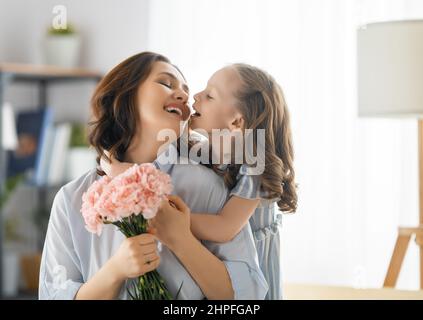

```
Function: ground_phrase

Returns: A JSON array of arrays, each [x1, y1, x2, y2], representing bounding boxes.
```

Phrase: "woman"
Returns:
[[38, 52, 267, 300]]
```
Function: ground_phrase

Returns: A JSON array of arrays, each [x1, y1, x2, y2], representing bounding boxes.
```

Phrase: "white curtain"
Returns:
[[147, 0, 423, 290]]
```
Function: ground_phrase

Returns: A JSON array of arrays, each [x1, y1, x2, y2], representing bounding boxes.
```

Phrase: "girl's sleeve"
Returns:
[[38, 188, 84, 299], [204, 227, 269, 299], [229, 165, 267, 200]]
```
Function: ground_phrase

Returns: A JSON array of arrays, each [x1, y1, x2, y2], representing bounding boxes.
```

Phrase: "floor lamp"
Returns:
[[357, 20, 423, 289]]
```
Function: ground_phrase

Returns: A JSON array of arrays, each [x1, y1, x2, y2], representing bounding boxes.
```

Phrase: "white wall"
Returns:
[[0, 0, 150, 71], [0, 0, 151, 122], [146, 0, 423, 291]]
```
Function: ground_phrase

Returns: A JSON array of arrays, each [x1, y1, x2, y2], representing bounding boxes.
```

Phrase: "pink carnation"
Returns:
[[81, 163, 173, 235], [81, 176, 111, 235]]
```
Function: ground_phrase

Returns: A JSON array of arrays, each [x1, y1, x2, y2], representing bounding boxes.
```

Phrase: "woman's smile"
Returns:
[[163, 102, 190, 121]]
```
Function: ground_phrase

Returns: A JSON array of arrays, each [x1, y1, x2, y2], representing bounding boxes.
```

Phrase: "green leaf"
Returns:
[[0, 174, 25, 210]]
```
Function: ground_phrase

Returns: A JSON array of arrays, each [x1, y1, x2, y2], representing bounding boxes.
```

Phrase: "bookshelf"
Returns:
[[0, 63, 102, 298]]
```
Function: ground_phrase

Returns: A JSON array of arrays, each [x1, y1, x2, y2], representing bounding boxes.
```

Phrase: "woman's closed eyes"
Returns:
[[158, 80, 173, 89], [156, 72, 189, 96]]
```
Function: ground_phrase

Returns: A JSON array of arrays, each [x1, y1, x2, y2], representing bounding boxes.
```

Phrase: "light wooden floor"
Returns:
[[284, 283, 423, 300]]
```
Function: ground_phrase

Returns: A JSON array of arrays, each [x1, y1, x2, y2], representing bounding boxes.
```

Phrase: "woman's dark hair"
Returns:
[[88, 52, 173, 175]]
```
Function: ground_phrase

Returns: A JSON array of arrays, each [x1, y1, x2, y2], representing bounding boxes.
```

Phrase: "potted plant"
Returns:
[[65, 123, 96, 181], [44, 23, 81, 68], [1, 174, 25, 297]]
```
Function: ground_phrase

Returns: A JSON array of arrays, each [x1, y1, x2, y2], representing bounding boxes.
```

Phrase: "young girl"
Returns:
[[102, 63, 297, 300]]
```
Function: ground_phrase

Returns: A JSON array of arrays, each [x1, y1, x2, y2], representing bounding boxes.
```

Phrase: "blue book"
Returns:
[[7, 107, 54, 185]]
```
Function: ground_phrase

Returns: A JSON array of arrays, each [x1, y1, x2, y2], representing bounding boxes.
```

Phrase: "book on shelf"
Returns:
[[35, 122, 73, 186], [6, 107, 96, 186], [34, 123, 55, 186], [46, 123, 72, 186], [39, 122, 96, 186], [6, 107, 54, 183]]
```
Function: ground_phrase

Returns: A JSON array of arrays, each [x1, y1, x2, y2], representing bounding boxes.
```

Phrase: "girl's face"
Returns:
[[137, 61, 190, 139], [190, 66, 244, 135]]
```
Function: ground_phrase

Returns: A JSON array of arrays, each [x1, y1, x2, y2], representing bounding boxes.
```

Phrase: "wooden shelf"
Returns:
[[0, 63, 102, 81]]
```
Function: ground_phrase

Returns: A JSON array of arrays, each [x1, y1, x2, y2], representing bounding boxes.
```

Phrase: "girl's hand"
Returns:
[[100, 151, 133, 178], [108, 234, 160, 281], [149, 195, 192, 251]]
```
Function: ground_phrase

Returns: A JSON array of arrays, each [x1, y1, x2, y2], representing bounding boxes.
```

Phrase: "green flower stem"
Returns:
[[112, 214, 173, 300]]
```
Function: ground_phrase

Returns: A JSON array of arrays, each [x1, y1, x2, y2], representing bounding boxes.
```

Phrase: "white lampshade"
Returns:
[[357, 20, 423, 118]]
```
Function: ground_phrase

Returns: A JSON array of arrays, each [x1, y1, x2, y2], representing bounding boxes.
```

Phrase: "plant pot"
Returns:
[[44, 34, 81, 68], [65, 147, 97, 181]]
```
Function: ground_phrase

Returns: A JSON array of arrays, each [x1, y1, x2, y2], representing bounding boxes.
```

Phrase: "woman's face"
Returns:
[[190, 66, 243, 134], [136, 61, 190, 139]]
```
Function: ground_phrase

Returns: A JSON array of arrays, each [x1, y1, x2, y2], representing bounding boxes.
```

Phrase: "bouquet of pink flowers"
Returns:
[[81, 163, 173, 299]]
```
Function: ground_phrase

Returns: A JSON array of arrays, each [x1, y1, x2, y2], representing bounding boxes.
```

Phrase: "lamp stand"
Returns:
[[384, 119, 423, 289]]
